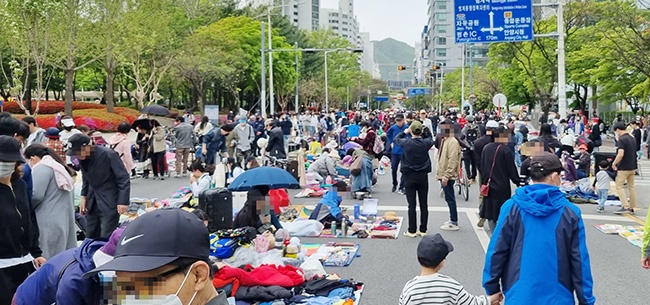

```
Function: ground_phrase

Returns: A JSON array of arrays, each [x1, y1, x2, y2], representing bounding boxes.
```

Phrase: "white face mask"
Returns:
[[0, 161, 15, 179], [120, 265, 197, 305]]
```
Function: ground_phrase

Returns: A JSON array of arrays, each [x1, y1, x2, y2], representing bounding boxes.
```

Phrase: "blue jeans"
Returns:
[[390, 153, 405, 189], [576, 169, 587, 179], [597, 189, 608, 208], [442, 180, 458, 223]]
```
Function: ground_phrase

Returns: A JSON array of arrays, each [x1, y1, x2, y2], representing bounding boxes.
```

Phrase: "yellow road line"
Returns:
[[624, 214, 645, 225]]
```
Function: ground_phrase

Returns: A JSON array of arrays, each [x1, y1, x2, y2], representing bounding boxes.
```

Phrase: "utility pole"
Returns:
[[260, 22, 267, 119], [294, 42, 299, 112], [268, 9, 275, 116], [461, 44, 465, 111], [469, 44, 474, 114], [439, 66, 444, 111], [557, 0, 567, 119], [324, 51, 329, 112]]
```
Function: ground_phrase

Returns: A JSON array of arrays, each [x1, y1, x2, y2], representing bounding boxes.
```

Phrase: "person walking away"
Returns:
[[538, 123, 562, 153], [399, 234, 502, 305], [264, 119, 287, 160], [461, 115, 480, 181], [436, 120, 462, 231], [593, 160, 611, 213], [194, 116, 213, 144], [135, 126, 151, 178], [202, 124, 233, 165], [480, 127, 521, 233], [150, 119, 167, 180], [68, 134, 130, 239], [86, 209, 230, 305], [0, 136, 45, 305], [108, 123, 134, 176], [235, 116, 255, 163], [631, 120, 642, 160], [280, 114, 293, 152], [24, 145, 77, 259], [386, 114, 409, 193], [173, 117, 195, 177], [612, 122, 638, 214], [22, 116, 45, 146], [483, 152, 595, 305], [43, 127, 66, 161], [576, 143, 591, 179], [394, 120, 434, 237]]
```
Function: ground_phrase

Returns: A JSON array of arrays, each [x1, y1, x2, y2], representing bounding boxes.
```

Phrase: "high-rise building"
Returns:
[[319, 0, 362, 46], [360, 32, 380, 78], [249, 0, 320, 31], [425, 0, 489, 71]]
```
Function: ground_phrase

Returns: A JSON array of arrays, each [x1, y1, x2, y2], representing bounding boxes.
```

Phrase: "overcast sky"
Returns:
[[321, 0, 429, 46]]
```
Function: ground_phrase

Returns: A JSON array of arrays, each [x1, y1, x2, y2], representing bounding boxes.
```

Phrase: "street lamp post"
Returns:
[[324, 50, 331, 113], [294, 42, 299, 112], [260, 22, 267, 119], [267, 7, 275, 116]]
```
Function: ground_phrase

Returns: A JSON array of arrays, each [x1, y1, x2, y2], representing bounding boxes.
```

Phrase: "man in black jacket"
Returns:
[[394, 120, 435, 237], [473, 120, 498, 228], [69, 134, 130, 239], [265, 119, 286, 159]]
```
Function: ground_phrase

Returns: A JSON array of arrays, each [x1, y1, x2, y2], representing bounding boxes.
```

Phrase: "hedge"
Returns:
[[3, 100, 104, 114]]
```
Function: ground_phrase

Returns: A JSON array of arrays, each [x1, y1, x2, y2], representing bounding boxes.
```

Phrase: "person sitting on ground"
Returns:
[[399, 233, 502, 305], [233, 185, 283, 234], [226, 157, 244, 184], [309, 187, 352, 227], [13, 226, 126, 305], [307, 147, 338, 182], [576, 143, 591, 179], [189, 160, 213, 199], [86, 209, 229, 305], [340, 148, 356, 167]]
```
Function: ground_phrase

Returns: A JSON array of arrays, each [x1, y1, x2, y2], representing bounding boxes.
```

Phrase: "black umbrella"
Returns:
[[131, 118, 152, 131], [141, 105, 170, 116]]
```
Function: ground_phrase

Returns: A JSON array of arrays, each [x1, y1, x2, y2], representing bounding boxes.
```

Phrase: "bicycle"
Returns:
[[456, 159, 470, 201]]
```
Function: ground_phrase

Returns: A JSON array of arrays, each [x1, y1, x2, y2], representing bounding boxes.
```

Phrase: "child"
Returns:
[[399, 234, 502, 305], [308, 137, 322, 155], [593, 160, 612, 212]]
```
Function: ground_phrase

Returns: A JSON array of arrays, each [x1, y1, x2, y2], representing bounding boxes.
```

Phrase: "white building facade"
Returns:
[[249, 0, 320, 31]]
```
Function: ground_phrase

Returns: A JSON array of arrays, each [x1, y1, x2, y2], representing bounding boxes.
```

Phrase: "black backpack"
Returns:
[[465, 124, 479, 146]]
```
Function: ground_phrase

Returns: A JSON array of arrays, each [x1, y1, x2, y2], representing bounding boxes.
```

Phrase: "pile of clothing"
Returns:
[[214, 265, 362, 305]]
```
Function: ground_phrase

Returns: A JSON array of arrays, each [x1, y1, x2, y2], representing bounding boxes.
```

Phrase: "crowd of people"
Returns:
[[2, 106, 650, 305]]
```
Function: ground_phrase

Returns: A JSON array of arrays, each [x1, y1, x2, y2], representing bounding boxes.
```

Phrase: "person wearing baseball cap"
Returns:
[[68, 133, 131, 240], [576, 143, 591, 179], [399, 233, 501, 304], [201, 124, 233, 166], [483, 152, 595, 305], [87, 208, 229, 305]]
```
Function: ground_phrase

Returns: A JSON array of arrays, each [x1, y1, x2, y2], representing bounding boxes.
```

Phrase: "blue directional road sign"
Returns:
[[373, 96, 389, 102], [454, 0, 533, 43], [407, 87, 433, 97]]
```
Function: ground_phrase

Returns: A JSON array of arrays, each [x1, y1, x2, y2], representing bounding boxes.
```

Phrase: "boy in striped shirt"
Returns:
[[399, 234, 502, 305]]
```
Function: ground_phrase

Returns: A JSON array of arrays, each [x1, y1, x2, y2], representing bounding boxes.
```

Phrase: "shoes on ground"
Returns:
[[477, 218, 486, 228], [596, 206, 604, 213], [417, 231, 427, 237], [392, 185, 396, 193], [403, 231, 418, 238], [440, 221, 459, 231]]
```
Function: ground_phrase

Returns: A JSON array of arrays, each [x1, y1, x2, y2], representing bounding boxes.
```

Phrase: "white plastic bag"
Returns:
[[300, 255, 326, 280], [280, 219, 324, 237]]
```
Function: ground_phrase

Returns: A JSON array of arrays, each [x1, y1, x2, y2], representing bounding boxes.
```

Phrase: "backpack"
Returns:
[[465, 124, 479, 145], [109, 142, 124, 158], [372, 132, 384, 155], [210, 237, 240, 259]]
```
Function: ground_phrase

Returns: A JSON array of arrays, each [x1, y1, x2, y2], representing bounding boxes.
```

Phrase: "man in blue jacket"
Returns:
[[13, 226, 125, 305], [482, 152, 595, 305], [386, 113, 409, 194]]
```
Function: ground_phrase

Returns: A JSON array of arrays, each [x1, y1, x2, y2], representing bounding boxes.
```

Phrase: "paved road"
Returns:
[[130, 147, 649, 305]]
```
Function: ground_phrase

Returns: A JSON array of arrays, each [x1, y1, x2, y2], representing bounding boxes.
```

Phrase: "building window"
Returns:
[[437, 25, 447, 33], [436, 13, 447, 21], [437, 37, 446, 45], [332, 26, 339, 30], [331, 12, 339, 17], [436, 48, 447, 57], [437, 1, 447, 9], [342, 14, 348, 19]]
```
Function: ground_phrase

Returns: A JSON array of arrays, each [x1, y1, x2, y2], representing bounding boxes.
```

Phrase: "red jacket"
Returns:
[[214, 264, 305, 295]]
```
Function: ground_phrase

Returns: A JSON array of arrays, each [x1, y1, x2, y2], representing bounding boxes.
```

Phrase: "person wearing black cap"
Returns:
[[202, 124, 233, 165], [0, 135, 45, 304], [86, 208, 229, 305], [68, 133, 131, 240], [399, 233, 501, 305], [483, 152, 595, 305], [612, 121, 637, 214]]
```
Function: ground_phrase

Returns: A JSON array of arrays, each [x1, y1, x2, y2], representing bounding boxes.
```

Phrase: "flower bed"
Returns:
[[72, 109, 132, 132], [113, 107, 140, 122], [3, 100, 104, 114]]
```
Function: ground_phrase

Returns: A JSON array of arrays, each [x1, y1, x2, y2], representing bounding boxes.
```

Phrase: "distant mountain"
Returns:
[[373, 38, 415, 81]]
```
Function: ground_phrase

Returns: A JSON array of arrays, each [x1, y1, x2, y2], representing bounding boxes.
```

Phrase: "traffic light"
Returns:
[[398, 66, 407, 71], [432, 65, 440, 71]]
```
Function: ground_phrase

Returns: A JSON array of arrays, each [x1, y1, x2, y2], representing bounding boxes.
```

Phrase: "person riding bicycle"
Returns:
[[461, 115, 480, 181]]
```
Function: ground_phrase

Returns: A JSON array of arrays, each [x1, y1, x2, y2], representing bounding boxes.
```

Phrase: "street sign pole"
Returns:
[[461, 44, 465, 112]]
